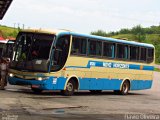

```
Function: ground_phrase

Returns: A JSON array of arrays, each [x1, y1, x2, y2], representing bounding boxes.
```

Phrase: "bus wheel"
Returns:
[[114, 81, 130, 95], [121, 80, 130, 95], [31, 88, 43, 94], [62, 80, 75, 96]]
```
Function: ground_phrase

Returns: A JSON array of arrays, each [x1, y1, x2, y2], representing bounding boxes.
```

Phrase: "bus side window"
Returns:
[[81, 38, 87, 54], [103, 42, 115, 58], [140, 47, 146, 61], [71, 37, 87, 55], [88, 40, 102, 56], [147, 48, 154, 63], [116, 44, 128, 60], [57, 36, 70, 65], [130, 46, 139, 61]]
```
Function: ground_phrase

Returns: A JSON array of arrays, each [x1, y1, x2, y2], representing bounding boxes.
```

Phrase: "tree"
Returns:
[[91, 30, 108, 37], [131, 25, 146, 42], [119, 28, 130, 34]]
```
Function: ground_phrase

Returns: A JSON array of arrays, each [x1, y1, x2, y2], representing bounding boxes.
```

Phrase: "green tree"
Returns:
[[119, 28, 130, 34], [131, 25, 146, 42], [91, 30, 108, 37]]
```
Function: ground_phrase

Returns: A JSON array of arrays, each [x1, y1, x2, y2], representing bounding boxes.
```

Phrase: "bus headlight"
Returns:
[[37, 77, 43, 81], [36, 77, 49, 81], [9, 73, 14, 77]]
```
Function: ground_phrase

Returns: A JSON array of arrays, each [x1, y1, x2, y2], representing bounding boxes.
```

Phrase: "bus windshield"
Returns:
[[11, 32, 55, 72]]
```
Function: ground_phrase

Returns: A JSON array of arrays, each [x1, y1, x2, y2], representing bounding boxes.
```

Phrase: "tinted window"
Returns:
[[88, 40, 102, 56], [71, 37, 87, 55], [51, 35, 70, 72], [116, 44, 128, 59], [147, 48, 154, 62], [103, 42, 115, 58], [130, 46, 139, 61], [140, 47, 146, 61]]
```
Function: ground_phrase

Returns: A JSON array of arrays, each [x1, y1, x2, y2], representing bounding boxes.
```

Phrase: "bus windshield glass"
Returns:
[[11, 32, 55, 72]]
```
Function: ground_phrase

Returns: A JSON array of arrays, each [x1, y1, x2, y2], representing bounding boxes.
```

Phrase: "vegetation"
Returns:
[[0, 25, 19, 39], [154, 68, 160, 72], [91, 25, 160, 63]]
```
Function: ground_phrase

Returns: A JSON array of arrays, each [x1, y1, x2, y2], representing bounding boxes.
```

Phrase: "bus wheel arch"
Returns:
[[120, 79, 130, 95], [114, 78, 130, 95], [70, 77, 79, 90], [62, 76, 79, 96]]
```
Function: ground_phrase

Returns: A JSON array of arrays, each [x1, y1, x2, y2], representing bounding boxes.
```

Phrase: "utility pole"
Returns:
[[13, 23, 16, 28], [22, 24, 25, 29], [18, 23, 20, 29]]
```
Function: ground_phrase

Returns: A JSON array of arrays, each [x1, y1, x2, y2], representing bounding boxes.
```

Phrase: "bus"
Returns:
[[2, 40, 15, 60], [0, 40, 8, 57], [8, 29, 155, 96], [0, 40, 15, 59]]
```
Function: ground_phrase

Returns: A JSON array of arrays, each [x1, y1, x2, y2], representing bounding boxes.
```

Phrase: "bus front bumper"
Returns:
[[8, 76, 67, 90]]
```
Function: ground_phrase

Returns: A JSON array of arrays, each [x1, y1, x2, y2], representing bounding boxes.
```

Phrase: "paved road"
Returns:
[[0, 72, 160, 120]]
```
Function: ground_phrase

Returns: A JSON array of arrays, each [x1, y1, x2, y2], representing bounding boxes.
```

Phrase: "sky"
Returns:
[[0, 0, 160, 34]]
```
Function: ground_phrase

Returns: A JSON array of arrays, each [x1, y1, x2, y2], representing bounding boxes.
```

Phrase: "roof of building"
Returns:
[[0, 0, 13, 20], [0, 36, 4, 40]]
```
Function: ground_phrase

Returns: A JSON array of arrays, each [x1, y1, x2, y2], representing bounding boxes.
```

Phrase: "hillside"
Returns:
[[0, 25, 19, 39]]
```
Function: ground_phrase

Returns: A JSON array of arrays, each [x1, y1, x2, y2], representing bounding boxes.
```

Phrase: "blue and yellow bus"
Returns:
[[8, 29, 155, 96]]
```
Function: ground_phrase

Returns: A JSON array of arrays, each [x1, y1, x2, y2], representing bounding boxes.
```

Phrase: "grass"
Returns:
[[0, 25, 19, 38], [111, 34, 138, 41], [154, 68, 160, 72]]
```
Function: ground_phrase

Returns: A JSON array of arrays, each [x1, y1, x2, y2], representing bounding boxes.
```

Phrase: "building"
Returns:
[[0, 0, 13, 20]]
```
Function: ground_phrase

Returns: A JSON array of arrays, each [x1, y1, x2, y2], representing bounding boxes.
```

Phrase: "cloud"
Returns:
[[1, 0, 160, 33]]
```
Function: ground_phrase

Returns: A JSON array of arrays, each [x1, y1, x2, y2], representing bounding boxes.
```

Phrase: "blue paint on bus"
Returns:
[[66, 61, 154, 71], [8, 76, 152, 91]]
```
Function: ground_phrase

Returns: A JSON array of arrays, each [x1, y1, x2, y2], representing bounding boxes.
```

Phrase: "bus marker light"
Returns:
[[32, 85, 40, 88], [63, 68, 66, 70], [140, 65, 143, 70]]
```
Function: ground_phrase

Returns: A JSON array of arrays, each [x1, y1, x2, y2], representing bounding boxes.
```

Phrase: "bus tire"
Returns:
[[114, 80, 130, 95], [121, 80, 130, 95], [31, 88, 43, 94], [62, 79, 75, 96]]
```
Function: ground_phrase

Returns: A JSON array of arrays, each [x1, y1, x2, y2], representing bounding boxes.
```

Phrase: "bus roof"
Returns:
[[20, 29, 71, 35], [20, 29, 154, 48]]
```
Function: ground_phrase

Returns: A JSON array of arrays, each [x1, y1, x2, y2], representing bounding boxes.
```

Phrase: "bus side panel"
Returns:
[[43, 77, 67, 90], [79, 78, 122, 90], [130, 80, 153, 90], [78, 78, 90, 90], [56, 77, 68, 90], [42, 77, 67, 90]]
